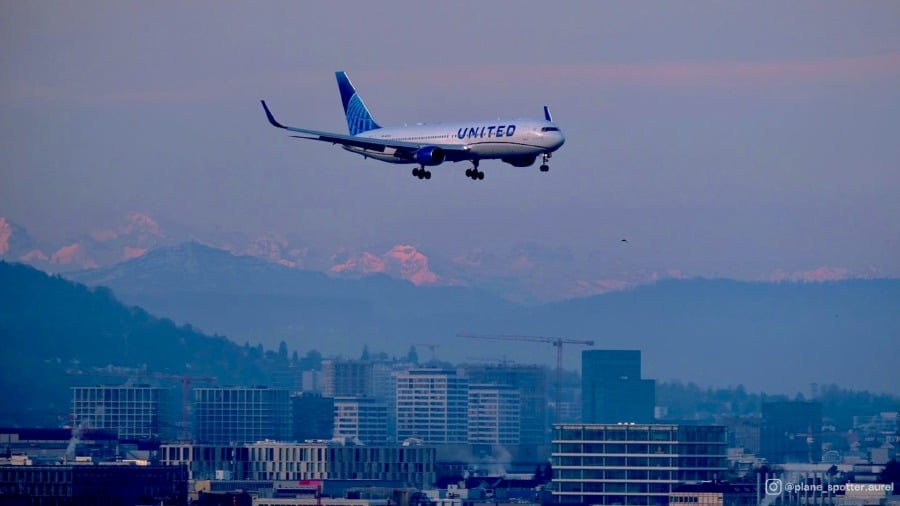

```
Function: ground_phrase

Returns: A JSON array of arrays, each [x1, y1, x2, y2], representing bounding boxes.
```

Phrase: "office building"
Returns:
[[193, 387, 291, 444], [322, 360, 374, 397], [161, 441, 435, 488], [0, 462, 188, 505], [552, 423, 728, 505], [581, 350, 655, 424], [291, 392, 334, 442], [395, 369, 468, 444], [465, 364, 548, 445], [760, 401, 822, 464], [0, 427, 119, 464], [468, 384, 521, 445], [71, 385, 169, 440], [670, 482, 757, 506], [333, 396, 389, 444]]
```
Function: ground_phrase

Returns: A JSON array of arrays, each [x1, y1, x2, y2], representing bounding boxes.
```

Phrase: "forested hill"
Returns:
[[0, 261, 280, 427]]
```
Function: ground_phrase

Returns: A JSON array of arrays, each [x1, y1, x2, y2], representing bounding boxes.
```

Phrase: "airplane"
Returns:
[[260, 71, 565, 181]]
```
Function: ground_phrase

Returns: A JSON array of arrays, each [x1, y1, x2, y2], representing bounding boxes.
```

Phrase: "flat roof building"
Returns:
[[582, 350, 655, 424], [552, 423, 728, 506], [71, 385, 170, 440], [395, 369, 468, 444], [468, 384, 520, 445], [193, 387, 290, 444], [161, 441, 435, 488], [334, 396, 389, 445]]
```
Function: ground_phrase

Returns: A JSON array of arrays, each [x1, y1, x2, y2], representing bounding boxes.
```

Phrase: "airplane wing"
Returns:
[[261, 100, 469, 160]]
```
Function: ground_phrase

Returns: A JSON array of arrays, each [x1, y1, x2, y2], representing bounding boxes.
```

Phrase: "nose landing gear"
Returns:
[[539, 152, 551, 172]]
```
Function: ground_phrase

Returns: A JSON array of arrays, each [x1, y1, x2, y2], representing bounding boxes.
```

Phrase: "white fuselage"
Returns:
[[343, 118, 565, 164]]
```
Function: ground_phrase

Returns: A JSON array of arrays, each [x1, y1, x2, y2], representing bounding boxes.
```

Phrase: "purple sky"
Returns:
[[2, 2, 899, 282]]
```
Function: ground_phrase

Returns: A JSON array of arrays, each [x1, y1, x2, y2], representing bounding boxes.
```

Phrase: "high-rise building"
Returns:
[[581, 350, 655, 424], [395, 369, 468, 444], [464, 364, 548, 444], [468, 384, 520, 445], [321, 360, 374, 397], [291, 392, 334, 442], [760, 401, 822, 463], [193, 387, 290, 444], [71, 385, 169, 440], [552, 423, 728, 505], [333, 396, 389, 444]]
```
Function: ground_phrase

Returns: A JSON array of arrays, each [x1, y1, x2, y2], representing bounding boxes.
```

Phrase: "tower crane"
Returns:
[[457, 333, 594, 423]]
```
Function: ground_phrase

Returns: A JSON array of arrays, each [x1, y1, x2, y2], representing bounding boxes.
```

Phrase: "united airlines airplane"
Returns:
[[261, 72, 565, 181]]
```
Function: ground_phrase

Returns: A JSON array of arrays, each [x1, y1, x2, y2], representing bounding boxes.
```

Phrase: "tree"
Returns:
[[406, 346, 419, 364], [278, 341, 289, 363], [299, 350, 322, 371]]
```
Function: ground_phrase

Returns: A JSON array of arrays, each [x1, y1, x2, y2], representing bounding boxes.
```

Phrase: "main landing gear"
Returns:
[[465, 160, 485, 180], [412, 166, 432, 180], [539, 152, 552, 172]]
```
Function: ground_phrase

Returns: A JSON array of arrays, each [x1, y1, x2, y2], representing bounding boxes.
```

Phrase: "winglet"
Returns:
[[543, 106, 553, 122], [261, 100, 286, 129]]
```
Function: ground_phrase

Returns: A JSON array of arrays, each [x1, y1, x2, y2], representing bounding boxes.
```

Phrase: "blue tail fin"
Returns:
[[336, 71, 381, 135]]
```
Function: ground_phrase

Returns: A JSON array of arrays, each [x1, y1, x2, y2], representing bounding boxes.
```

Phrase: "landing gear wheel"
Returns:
[[477, 171, 484, 180], [540, 152, 552, 172], [465, 169, 472, 178], [425, 171, 432, 180], [412, 168, 420, 178]]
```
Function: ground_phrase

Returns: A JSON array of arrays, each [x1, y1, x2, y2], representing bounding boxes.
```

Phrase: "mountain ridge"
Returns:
[[60, 243, 900, 395], [4, 212, 887, 302]]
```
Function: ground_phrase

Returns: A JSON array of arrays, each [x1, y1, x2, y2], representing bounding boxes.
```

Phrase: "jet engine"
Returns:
[[415, 146, 445, 166]]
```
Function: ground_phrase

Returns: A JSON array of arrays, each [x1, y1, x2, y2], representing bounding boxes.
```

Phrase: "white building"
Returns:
[[395, 369, 468, 444], [468, 384, 520, 445], [333, 396, 389, 445]]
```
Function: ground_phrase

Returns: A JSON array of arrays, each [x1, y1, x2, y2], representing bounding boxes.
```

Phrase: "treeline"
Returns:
[[657, 380, 900, 428], [0, 262, 294, 427]]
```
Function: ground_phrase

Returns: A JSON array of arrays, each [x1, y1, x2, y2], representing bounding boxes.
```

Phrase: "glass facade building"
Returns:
[[71, 385, 169, 440], [193, 387, 290, 444]]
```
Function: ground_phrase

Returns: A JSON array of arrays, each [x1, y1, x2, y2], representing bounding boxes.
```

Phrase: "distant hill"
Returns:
[[67, 241, 519, 354], [0, 261, 276, 427], [64, 243, 900, 395]]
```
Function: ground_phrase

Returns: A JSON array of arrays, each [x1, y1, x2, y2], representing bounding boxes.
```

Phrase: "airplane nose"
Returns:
[[554, 131, 566, 149]]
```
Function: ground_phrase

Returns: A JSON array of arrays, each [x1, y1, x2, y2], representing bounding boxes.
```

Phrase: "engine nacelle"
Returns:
[[501, 155, 537, 167], [415, 146, 445, 166]]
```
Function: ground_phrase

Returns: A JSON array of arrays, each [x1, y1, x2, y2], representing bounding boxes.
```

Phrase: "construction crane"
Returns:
[[457, 333, 594, 422]]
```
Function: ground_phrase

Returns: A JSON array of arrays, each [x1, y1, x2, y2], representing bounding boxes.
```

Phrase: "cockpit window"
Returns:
[[541, 127, 560, 132]]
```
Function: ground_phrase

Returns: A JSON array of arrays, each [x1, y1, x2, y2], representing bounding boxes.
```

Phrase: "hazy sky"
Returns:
[[2, 2, 899, 281]]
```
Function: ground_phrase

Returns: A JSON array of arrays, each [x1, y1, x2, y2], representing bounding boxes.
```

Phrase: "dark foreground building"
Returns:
[[760, 401, 822, 464], [0, 463, 188, 506]]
